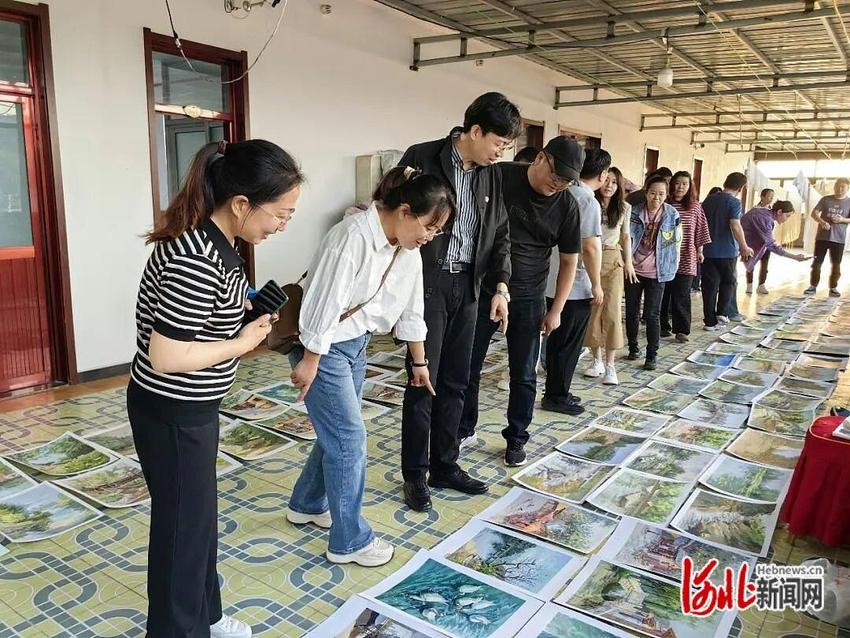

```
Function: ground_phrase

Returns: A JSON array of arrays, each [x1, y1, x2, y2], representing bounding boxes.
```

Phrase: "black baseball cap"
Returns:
[[543, 137, 584, 182]]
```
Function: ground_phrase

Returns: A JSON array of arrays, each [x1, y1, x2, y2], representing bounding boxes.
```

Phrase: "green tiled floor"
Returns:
[[1, 281, 849, 637]]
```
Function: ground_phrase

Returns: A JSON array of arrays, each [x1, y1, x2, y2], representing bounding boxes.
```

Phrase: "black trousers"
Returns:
[[701, 257, 737, 327], [625, 275, 665, 358], [660, 273, 694, 335], [810, 239, 844, 289], [127, 381, 222, 638], [544, 298, 592, 402], [459, 294, 545, 446], [401, 270, 477, 481], [746, 252, 771, 285]]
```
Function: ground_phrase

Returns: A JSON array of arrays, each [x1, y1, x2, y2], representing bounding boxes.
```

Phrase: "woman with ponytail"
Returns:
[[287, 167, 454, 567], [128, 139, 303, 638]]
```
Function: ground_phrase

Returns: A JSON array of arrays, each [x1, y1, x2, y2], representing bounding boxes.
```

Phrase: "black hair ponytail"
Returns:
[[373, 167, 456, 223]]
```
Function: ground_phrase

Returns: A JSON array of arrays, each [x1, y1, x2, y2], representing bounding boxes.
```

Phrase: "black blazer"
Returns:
[[398, 128, 511, 300]]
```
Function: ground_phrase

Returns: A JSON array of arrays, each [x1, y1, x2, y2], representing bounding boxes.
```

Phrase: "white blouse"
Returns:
[[299, 203, 427, 355]]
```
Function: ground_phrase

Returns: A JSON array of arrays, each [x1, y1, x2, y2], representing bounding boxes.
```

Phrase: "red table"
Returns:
[[780, 415, 850, 547]]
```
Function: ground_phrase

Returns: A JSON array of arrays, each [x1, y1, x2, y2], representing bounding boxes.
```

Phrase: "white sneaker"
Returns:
[[211, 615, 252, 638], [459, 433, 478, 452], [602, 365, 619, 385], [703, 324, 719, 332], [745, 284, 753, 294], [757, 285, 769, 295], [717, 315, 730, 324], [286, 507, 332, 529], [583, 358, 605, 378], [327, 536, 394, 567]]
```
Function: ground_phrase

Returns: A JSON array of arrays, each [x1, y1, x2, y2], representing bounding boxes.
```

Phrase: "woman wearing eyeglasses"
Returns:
[[287, 167, 454, 567], [128, 139, 303, 638]]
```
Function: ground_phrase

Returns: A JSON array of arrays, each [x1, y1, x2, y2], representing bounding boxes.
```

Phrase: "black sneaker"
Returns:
[[568, 393, 582, 404], [403, 479, 432, 512], [504, 442, 527, 467], [675, 333, 689, 343], [428, 469, 488, 495], [660, 330, 672, 338], [626, 348, 642, 361], [643, 357, 657, 371], [541, 396, 585, 416]]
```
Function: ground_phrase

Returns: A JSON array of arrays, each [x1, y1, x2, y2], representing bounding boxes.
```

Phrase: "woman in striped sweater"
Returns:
[[129, 139, 303, 638]]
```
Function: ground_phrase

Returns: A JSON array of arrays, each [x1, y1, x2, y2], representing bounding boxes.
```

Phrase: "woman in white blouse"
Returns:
[[287, 167, 454, 567]]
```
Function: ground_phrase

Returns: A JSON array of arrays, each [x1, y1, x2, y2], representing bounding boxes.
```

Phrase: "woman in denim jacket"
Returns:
[[625, 174, 682, 370]]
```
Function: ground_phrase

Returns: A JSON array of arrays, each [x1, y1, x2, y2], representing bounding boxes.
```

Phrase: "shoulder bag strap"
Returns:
[[339, 247, 402, 323]]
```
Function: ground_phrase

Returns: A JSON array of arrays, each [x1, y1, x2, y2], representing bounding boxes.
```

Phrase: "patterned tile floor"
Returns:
[[1, 273, 849, 637]]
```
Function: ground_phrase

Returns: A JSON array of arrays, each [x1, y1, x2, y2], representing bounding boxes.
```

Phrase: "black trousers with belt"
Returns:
[[127, 381, 222, 638], [401, 269, 477, 481], [544, 298, 592, 401]]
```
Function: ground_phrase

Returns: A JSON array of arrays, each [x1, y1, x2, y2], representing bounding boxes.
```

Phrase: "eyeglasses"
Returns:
[[256, 204, 295, 228], [414, 214, 445, 237], [545, 155, 574, 189]]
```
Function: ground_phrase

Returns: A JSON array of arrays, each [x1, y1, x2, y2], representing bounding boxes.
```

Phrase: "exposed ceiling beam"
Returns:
[[414, 0, 814, 42], [555, 78, 850, 107], [557, 69, 847, 91], [411, 5, 843, 68], [641, 107, 850, 120], [643, 115, 850, 130]]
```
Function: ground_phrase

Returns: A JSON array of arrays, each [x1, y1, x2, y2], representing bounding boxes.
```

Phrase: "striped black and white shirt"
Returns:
[[130, 219, 248, 402], [446, 140, 479, 265]]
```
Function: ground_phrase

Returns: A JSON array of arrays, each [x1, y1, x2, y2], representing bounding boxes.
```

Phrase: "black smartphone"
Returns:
[[244, 280, 289, 324]]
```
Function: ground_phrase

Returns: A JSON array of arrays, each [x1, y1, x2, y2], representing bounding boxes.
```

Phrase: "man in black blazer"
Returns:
[[398, 92, 521, 512]]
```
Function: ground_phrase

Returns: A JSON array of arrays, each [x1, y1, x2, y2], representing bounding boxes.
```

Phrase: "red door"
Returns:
[[0, 96, 52, 392]]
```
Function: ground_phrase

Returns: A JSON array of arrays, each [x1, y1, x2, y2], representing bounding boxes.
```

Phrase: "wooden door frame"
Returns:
[[0, 1, 77, 387], [142, 29, 254, 284], [692, 155, 704, 200]]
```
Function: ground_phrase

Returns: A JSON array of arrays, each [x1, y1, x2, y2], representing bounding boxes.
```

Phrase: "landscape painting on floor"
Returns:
[[253, 381, 303, 405], [220, 390, 288, 420], [653, 419, 737, 452], [53, 458, 150, 508], [747, 404, 813, 438], [585, 469, 691, 526], [622, 440, 716, 482], [480, 487, 617, 554], [671, 488, 780, 556], [512, 452, 612, 503], [0, 482, 103, 543], [254, 409, 317, 440], [5, 432, 115, 477], [677, 399, 749, 429], [587, 408, 669, 437], [218, 420, 295, 461], [699, 454, 792, 503], [514, 604, 634, 638], [725, 428, 804, 470], [622, 388, 693, 416], [556, 558, 736, 638], [82, 423, 138, 459], [303, 596, 446, 638], [0, 457, 38, 499], [555, 427, 646, 465]]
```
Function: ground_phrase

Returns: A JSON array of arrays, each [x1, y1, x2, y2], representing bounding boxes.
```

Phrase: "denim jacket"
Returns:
[[629, 203, 682, 283]]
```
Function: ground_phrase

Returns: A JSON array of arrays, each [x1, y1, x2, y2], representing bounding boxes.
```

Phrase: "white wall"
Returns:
[[28, 0, 750, 373]]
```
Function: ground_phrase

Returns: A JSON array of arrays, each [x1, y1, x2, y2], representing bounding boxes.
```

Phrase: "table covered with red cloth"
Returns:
[[780, 415, 850, 547]]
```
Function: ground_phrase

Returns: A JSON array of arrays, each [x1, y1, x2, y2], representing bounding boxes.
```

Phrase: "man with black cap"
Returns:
[[458, 137, 582, 467], [541, 147, 609, 416]]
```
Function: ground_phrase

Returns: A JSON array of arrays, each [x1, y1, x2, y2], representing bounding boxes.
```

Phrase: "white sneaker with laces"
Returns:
[[327, 536, 394, 567], [286, 507, 332, 529], [757, 284, 769, 295], [717, 315, 730, 324], [459, 433, 478, 452], [583, 358, 605, 378], [703, 324, 719, 332], [602, 364, 619, 386], [745, 283, 753, 294], [211, 615, 252, 638]]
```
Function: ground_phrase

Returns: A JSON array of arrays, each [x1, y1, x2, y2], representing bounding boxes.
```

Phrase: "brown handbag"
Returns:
[[268, 247, 402, 355]]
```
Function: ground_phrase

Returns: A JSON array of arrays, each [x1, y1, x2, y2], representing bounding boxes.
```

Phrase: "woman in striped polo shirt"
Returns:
[[128, 139, 303, 638]]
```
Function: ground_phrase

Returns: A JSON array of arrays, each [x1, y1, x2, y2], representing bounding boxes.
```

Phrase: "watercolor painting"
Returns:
[[732, 357, 786, 375], [557, 559, 734, 638], [515, 604, 633, 638], [0, 457, 38, 499], [220, 390, 288, 420], [622, 389, 693, 416], [555, 427, 646, 465], [83, 423, 138, 459], [706, 342, 754, 355], [512, 452, 612, 503], [686, 351, 736, 367], [653, 419, 737, 452], [698, 379, 763, 405], [0, 482, 102, 543], [699, 455, 792, 503], [623, 440, 715, 482], [747, 404, 813, 438], [589, 408, 669, 436], [774, 376, 836, 399], [585, 469, 691, 526], [304, 597, 446, 638], [718, 368, 780, 388], [254, 410, 316, 440], [668, 361, 724, 381], [677, 399, 749, 429], [786, 363, 839, 382], [726, 428, 804, 470], [218, 420, 294, 460], [6, 433, 114, 477], [362, 382, 406, 407], [647, 374, 707, 395], [53, 458, 149, 508], [481, 488, 617, 554], [671, 489, 779, 556], [254, 381, 302, 405]]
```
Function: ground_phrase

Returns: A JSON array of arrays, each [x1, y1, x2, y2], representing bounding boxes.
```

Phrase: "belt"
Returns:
[[441, 260, 472, 273], [602, 245, 620, 251]]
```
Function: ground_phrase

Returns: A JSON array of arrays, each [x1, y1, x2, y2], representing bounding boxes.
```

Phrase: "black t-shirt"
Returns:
[[492, 162, 581, 300]]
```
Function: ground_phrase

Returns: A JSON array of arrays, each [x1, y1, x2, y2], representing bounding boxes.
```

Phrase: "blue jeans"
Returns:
[[288, 334, 373, 555], [459, 294, 545, 446]]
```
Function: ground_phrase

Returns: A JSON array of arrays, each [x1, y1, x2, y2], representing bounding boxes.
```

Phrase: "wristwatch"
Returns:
[[495, 285, 511, 303], [412, 359, 429, 368]]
